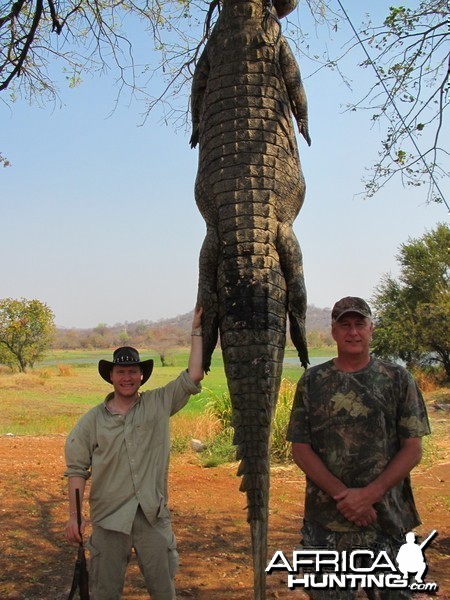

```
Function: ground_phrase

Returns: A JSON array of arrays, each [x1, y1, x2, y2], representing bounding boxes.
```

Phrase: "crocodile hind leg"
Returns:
[[197, 226, 220, 373], [277, 222, 309, 368]]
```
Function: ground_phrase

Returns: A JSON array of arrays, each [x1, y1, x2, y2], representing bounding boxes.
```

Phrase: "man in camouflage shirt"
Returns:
[[286, 296, 431, 599]]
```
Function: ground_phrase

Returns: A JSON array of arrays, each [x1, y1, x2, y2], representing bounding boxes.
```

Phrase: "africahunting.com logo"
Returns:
[[266, 530, 439, 593]]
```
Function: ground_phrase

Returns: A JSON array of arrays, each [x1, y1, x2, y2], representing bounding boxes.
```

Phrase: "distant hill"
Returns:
[[53, 305, 331, 349], [305, 304, 331, 331], [129, 304, 330, 333], [56, 305, 330, 336]]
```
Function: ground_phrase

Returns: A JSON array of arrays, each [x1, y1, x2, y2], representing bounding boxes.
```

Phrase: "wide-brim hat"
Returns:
[[331, 296, 372, 322], [98, 346, 154, 385]]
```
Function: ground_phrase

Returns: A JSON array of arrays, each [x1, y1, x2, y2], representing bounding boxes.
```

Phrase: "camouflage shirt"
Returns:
[[286, 357, 431, 535]]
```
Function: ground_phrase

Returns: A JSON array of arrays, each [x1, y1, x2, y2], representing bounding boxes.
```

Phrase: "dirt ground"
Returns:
[[0, 434, 449, 600]]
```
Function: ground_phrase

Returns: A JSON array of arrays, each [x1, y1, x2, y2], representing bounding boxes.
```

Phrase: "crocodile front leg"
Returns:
[[197, 226, 220, 372]]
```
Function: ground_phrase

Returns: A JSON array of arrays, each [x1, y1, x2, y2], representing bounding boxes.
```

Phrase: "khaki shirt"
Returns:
[[65, 370, 201, 534]]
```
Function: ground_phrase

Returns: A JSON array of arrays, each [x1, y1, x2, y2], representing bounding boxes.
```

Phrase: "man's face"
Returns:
[[331, 312, 374, 358], [110, 365, 143, 398]]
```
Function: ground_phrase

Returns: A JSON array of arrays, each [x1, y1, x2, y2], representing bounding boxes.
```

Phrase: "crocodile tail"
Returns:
[[224, 339, 285, 523], [221, 322, 285, 600], [252, 519, 269, 600], [220, 315, 286, 524]]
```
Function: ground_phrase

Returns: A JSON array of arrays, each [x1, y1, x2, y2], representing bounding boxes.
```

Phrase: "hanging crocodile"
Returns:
[[190, 0, 310, 597]]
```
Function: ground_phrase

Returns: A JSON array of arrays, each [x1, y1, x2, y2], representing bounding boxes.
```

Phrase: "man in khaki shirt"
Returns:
[[65, 307, 204, 600]]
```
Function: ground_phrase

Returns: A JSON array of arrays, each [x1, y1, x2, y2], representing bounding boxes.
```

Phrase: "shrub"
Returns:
[[205, 388, 233, 428], [410, 365, 447, 392], [201, 427, 236, 468], [203, 379, 296, 465], [37, 369, 52, 380], [201, 391, 235, 466], [171, 433, 190, 454], [270, 379, 296, 463], [58, 364, 75, 377]]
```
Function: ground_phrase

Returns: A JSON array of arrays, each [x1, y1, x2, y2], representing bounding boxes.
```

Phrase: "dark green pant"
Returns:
[[298, 520, 412, 600]]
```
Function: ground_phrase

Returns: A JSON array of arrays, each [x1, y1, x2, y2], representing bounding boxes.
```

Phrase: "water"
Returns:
[[283, 356, 333, 367]]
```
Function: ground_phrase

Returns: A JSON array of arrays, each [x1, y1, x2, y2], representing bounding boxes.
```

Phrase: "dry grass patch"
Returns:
[[57, 364, 75, 377], [171, 412, 220, 453], [0, 372, 48, 389]]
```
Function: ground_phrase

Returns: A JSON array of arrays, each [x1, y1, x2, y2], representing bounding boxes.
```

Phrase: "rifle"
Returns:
[[67, 488, 90, 600]]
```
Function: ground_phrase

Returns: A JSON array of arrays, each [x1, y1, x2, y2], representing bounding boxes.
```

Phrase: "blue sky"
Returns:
[[1, 1, 448, 328]]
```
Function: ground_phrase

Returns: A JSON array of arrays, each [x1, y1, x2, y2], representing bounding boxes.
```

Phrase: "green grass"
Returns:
[[2, 347, 447, 442], [201, 379, 298, 466], [0, 346, 317, 435], [0, 348, 448, 476]]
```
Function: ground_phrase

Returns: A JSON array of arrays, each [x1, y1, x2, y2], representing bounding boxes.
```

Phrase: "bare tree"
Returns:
[[347, 2, 449, 204], [0, 0, 207, 114], [292, 1, 449, 204], [1, 0, 448, 203]]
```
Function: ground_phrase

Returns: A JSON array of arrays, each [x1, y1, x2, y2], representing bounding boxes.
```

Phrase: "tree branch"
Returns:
[[0, 0, 43, 91]]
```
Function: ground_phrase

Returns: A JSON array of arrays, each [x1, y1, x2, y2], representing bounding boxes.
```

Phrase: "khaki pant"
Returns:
[[87, 506, 179, 600]]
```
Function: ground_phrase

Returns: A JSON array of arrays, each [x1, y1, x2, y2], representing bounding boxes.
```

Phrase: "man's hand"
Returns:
[[65, 514, 86, 545], [187, 305, 204, 384], [192, 305, 203, 331], [334, 488, 378, 528]]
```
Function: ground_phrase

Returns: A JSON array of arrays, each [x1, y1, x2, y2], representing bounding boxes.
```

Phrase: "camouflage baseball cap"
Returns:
[[331, 296, 372, 321]]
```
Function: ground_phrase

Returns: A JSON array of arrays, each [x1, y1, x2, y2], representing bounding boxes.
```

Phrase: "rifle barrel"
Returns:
[[75, 488, 82, 539]]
